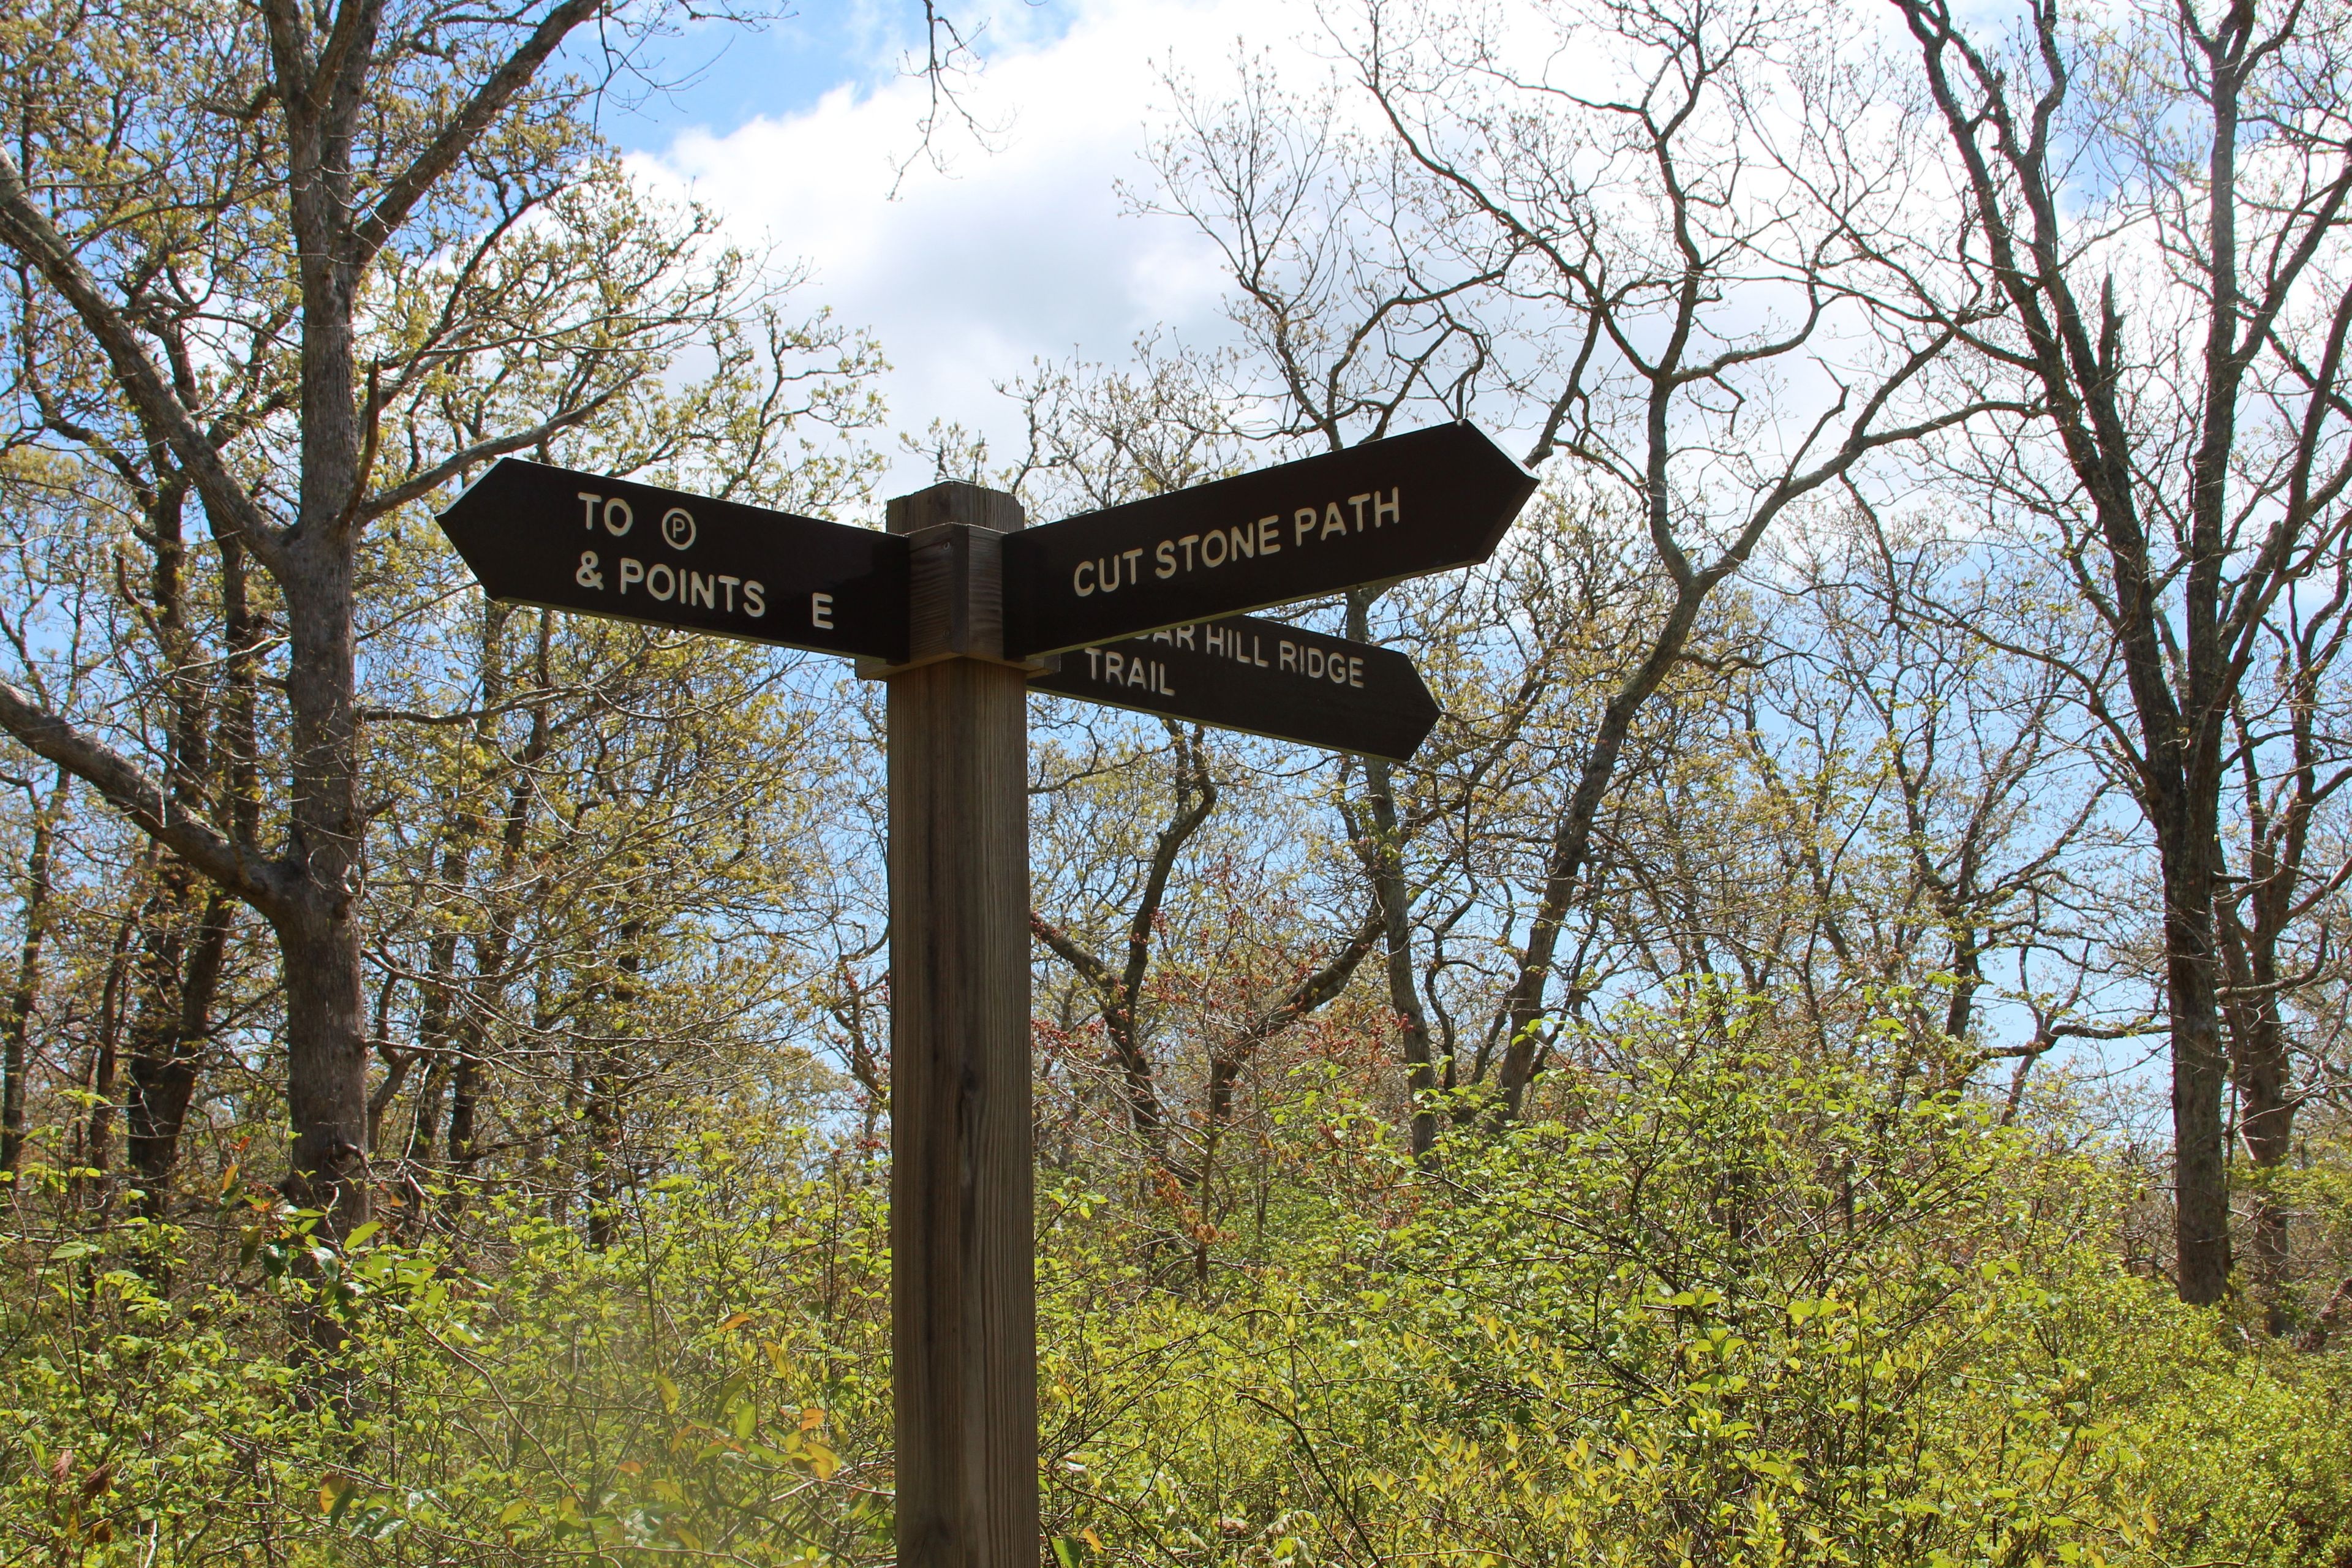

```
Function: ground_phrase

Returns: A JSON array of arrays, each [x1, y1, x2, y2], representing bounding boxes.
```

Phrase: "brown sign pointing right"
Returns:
[[1005, 423, 1535, 658], [1031, 614, 1440, 762]]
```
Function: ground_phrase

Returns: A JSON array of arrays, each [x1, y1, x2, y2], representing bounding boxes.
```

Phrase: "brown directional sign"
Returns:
[[1003, 423, 1535, 657], [1032, 614, 1440, 762], [437, 459, 910, 662]]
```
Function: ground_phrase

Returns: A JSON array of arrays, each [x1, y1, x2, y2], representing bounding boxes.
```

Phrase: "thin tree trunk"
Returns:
[[124, 887, 232, 1221], [445, 610, 553, 1207], [1, 769, 68, 1178], [1494, 600, 1698, 1117], [586, 924, 640, 1250], [1028, 726, 1215, 1167], [1368, 763, 1437, 1161], [397, 603, 516, 1220], [1345, 592, 1438, 1162], [75, 882, 144, 1211], [2218, 769, 2307, 1332], [403, 986, 453, 1170], [445, 1038, 483, 1181], [2228, 967, 2293, 1329], [119, 475, 218, 1222]]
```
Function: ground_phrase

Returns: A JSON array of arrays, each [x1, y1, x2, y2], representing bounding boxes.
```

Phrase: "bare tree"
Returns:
[[1327, 0, 2015, 1117], [1888, 0, 2352, 1305]]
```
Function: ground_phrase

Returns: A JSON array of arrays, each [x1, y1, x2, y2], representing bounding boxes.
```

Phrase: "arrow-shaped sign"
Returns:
[[1031, 614, 1440, 761], [437, 459, 910, 662], [1003, 423, 1535, 657]]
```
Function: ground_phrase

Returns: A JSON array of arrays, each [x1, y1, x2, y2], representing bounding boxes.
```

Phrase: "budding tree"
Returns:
[[0, 0, 826, 1234]]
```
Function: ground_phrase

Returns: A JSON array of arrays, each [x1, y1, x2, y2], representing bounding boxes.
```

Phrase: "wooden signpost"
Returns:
[[436, 424, 1534, 1567]]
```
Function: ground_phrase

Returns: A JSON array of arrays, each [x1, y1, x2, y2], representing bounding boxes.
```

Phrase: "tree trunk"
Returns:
[[2162, 888, 2233, 1304], [2113, 646, 2232, 1306], [586, 924, 640, 1250], [277, 909, 370, 1226], [1, 769, 67, 1178], [2218, 798, 2304, 1332], [396, 605, 510, 1216], [124, 886, 233, 1220], [405, 999, 451, 1166], [1346, 592, 1437, 1161], [443, 610, 554, 1208], [72, 888, 143, 1210], [272, 524, 371, 1232], [1368, 763, 1437, 1161], [446, 1041, 483, 1179], [1493, 578, 1719, 1120], [2230, 977, 2294, 1330]]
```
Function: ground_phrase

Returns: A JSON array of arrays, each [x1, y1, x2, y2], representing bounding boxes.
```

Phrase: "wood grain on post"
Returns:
[[883, 481, 1038, 1568]]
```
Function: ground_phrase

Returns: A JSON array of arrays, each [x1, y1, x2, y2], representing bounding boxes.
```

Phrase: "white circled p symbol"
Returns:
[[661, 507, 696, 552]]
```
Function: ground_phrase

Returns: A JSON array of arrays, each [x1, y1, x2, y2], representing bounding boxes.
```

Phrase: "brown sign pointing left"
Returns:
[[437, 459, 911, 662]]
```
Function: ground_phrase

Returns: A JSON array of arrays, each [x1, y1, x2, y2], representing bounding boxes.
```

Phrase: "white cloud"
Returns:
[[630, 0, 1325, 510]]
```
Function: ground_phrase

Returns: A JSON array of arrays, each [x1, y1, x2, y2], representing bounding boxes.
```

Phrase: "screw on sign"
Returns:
[[434, 426, 1534, 1568]]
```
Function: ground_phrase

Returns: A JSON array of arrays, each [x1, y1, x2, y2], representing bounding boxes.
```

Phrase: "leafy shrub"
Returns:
[[5, 1011, 2346, 1566]]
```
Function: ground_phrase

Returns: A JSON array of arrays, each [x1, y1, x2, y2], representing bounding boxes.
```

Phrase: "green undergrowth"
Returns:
[[4, 1027, 2346, 1567]]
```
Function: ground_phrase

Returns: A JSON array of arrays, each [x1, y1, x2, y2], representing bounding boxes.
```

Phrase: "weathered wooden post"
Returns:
[[880, 482, 1039, 1568]]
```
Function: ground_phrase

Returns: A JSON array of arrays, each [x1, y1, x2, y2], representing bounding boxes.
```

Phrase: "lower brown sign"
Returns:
[[1031, 614, 1439, 761]]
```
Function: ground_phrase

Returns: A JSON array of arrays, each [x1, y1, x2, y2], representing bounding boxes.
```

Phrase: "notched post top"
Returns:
[[865, 483, 1055, 677]]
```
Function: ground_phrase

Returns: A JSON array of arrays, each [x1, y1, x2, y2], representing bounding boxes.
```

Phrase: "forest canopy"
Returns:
[[0, 0, 2348, 1562]]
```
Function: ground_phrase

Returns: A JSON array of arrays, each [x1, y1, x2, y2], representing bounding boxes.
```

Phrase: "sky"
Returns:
[[586, 0, 1316, 506], [554, 2, 2185, 1092]]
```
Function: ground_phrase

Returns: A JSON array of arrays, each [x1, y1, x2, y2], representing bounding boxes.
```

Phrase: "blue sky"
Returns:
[[607, 0, 1283, 502], [575, 1, 1088, 156]]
